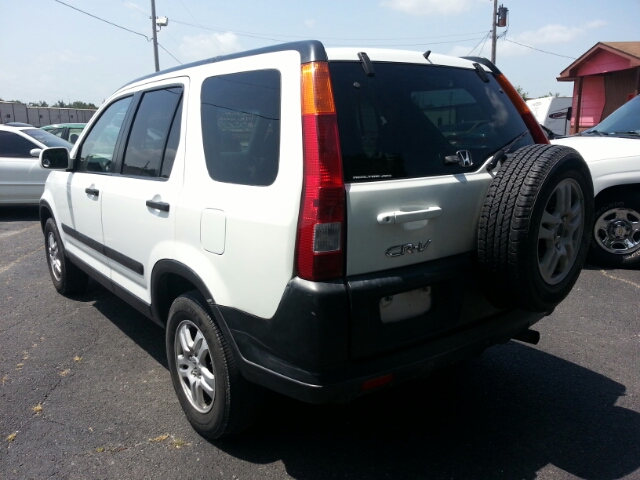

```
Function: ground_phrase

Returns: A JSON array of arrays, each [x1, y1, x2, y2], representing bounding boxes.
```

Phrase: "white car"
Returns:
[[38, 41, 593, 439], [552, 95, 640, 268], [0, 123, 72, 204]]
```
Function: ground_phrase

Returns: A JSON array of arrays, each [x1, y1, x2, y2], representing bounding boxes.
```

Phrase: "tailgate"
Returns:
[[328, 58, 532, 358]]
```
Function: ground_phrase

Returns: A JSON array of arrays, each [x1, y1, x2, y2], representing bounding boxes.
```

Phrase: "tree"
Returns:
[[69, 100, 98, 109], [29, 100, 49, 107], [546, 91, 561, 98], [515, 85, 530, 101]]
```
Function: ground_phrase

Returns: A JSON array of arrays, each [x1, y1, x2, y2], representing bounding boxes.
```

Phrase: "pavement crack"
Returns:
[[600, 270, 640, 290]]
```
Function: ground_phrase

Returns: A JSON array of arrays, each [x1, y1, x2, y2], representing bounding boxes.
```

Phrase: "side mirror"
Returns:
[[40, 147, 71, 170], [30, 148, 42, 158]]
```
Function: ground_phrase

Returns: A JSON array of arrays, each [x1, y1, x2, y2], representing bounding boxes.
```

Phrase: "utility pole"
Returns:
[[491, 1, 508, 64], [491, 0, 498, 64], [151, 0, 160, 72]]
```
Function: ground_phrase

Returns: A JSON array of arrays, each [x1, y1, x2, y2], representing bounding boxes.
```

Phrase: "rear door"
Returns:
[[0, 131, 48, 203]]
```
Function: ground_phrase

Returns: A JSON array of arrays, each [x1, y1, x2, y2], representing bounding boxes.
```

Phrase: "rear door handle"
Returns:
[[377, 207, 442, 224], [85, 188, 99, 197], [146, 200, 170, 212]]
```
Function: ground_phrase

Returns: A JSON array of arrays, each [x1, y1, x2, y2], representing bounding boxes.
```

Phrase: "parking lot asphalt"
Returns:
[[1, 205, 639, 480]]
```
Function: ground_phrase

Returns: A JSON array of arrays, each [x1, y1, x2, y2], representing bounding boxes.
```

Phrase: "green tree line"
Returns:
[[0, 98, 97, 109]]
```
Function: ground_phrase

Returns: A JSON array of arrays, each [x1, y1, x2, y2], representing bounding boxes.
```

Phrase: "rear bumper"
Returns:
[[216, 256, 548, 404], [235, 306, 544, 404]]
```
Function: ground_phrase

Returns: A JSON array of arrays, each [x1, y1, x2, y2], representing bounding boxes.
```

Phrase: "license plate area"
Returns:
[[347, 254, 474, 360], [379, 286, 432, 324]]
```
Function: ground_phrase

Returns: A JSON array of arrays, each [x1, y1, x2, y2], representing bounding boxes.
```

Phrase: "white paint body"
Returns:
[[551, 136, 640, 195], [42, 46, 500, 319]]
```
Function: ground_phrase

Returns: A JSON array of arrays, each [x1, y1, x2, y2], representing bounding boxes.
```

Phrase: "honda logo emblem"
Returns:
[[457, 150, 473, 167]]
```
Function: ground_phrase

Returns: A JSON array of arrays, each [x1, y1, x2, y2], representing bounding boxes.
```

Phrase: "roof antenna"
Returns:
[[423, 50, 431, 60]]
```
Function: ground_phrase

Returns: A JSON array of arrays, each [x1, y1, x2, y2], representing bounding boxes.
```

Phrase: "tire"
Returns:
[[44, 218, 88, 295], [478, 144, 594, 312], [589, 189, 640, 268], [166, 291, 263, 440]]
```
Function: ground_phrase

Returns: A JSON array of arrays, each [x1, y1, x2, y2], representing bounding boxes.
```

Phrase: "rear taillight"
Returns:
[[495, 74, 549, 145], [296, 62, 345, 281]]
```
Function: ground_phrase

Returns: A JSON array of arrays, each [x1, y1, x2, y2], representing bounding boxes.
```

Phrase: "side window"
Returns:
[[160, 100, 182, 178], [68, 128, 84, 144], [47, 128, 64, 138], [77, 96, 132, 173], [121, 87, 183, 178], [0, 131, 38, 158], [201, 70, 281, 186]]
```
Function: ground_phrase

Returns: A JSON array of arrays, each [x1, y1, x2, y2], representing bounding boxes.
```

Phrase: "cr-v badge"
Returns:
[[385, 240, 432, 257]]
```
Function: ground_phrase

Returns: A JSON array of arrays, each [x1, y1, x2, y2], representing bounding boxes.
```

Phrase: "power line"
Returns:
[[467, 31, 491, 56], [503, 38, 577, 60], [120, 0, 150, 17], [54, 0, 183, 66], [177, 0, 206, 31], [327, 36, 488, 48], [53, 0, 150, 41], [478, 32, 491, 57], [170, 18, 490, 43], [158, 43, 182, 65]]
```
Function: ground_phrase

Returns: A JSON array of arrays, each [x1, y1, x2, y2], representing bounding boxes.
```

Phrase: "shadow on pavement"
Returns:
[[217, 343, 640, 480], [80, 279, 168, 369], [74, 280, 640, 479], [0, 205, 40, 222]]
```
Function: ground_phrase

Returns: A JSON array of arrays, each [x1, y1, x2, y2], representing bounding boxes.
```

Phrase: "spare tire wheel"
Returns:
[[478, 144, 594, 312]]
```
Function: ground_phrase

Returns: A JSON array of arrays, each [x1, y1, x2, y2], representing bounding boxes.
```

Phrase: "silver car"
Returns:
[[0, 123, 72, 204]]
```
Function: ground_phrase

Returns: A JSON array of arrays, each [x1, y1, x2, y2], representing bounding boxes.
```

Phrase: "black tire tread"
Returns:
[[589, 189, 640, 268], [478, 144, 593, 311], [167, 291, 263, 439], [44, 218, 88, 295]]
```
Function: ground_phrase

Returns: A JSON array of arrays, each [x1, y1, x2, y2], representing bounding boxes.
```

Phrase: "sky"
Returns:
[[1, 0, 638, 108]]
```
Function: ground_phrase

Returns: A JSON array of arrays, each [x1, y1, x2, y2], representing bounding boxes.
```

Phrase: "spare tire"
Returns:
[[478, 144, 594, 312]]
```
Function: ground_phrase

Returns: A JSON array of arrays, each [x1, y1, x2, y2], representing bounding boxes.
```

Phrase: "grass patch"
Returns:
[[171, 438, 190, 449]]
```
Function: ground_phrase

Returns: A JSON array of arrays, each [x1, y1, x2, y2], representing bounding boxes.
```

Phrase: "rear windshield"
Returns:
[[329, 62, 532, 182], [22, 128, 73, 149]]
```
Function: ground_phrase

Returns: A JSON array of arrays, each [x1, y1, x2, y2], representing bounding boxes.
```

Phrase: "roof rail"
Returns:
[[121, 40, 328, 90]]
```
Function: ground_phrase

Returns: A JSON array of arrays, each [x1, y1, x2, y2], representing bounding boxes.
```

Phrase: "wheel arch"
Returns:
[[594, 183, 640, 202], [39, 200, 54, 233], [150, 260, 218, 328]]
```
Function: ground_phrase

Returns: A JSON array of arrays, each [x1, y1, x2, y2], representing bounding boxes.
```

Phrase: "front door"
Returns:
[[59, 96, 133, 277]]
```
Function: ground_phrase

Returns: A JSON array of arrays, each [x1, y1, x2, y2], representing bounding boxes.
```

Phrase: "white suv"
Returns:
[[39, 41, 594, 439]]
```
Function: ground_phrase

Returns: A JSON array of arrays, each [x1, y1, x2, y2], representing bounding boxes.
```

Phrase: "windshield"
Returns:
[[22, 128, 73, 149], [585, 95, 640, 135], [329, 62, 532, 182]]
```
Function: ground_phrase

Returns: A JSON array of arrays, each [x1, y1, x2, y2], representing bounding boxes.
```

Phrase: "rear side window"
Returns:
[[201, 70, 281, 186], [22, 128, 72, 149], [329, 62, 532, 182], [0, 131, 37, 157], [122, 87, 183, 178]]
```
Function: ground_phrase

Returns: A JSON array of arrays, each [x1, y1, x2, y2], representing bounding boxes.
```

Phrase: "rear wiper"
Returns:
[[486, 131, 529, 172]]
